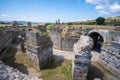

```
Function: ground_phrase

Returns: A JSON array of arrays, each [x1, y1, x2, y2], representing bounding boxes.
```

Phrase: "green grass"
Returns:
[[2, 47, 72, 80], [47, 24, 118, 30], [41, 60, 72, 80], [2, 47, 33, 68], [47, 25, 54, 29], [61, 60, 72, 80]]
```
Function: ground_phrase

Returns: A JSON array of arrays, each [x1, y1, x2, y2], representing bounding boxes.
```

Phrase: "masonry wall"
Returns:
[[0, 28, 17, 59], [99, 37, 120, 78], [47, 29, 62, 50], [25, 29, 53, 70], [47, 27, 82, 51], [61, 38, 79, 51], [0, 30, 12, 53], [0, 61, 42, 80]]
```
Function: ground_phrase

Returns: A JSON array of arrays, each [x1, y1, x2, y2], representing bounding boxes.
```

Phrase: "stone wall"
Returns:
[[0, 28, 20, 58], [99, 37, 120, 78], [0, 29, 12, 55], [47, 27, 81, 51], [25, 28, 53, 70], [87, 29, 120, 43], [61, 38, 79, 51], [0, 61, 42, 80], [47, 29, 62, 50], [72, 35, 93, 80]]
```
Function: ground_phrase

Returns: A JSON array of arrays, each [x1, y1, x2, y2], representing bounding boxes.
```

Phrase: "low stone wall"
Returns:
[[99, 37, 120, 78], [0, 61, 42, 80]]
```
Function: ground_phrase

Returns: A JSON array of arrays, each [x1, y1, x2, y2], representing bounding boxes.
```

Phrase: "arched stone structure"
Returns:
[[87, 29, 109, 51]]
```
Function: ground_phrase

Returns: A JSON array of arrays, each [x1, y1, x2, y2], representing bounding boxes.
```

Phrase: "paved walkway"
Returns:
[[53, 49, 73, 60], [53, 49, 100, 61]]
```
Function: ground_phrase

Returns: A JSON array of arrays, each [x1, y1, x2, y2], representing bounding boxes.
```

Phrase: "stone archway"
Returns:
[[88, 32, 104, 52]]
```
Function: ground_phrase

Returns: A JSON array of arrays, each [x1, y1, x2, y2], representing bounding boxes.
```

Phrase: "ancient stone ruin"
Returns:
[[25, 28, 53, 70], [0, 61, 42, 80], [47, 26, 81, 51], [0, 21, 120, 80], [99, 37, 120, 78], [72, 35, 93, 80]]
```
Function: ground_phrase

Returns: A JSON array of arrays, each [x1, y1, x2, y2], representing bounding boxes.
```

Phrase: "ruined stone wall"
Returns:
[[0, 28, 15, 58], [87, 29, 120, 43], [72, 35, 93, 80], [61, 38, 79, 51], [25, 29, 53, 70], [99, 37, 120, 78], [0, 61, 42, 80], [0, 30, 12, 53], [47, 29, 62, 50], [47, 27, 82, 51]]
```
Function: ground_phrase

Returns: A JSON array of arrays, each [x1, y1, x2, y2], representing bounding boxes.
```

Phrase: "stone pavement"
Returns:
[[53, 49, 73, 60], [53, 48, 100, 61]]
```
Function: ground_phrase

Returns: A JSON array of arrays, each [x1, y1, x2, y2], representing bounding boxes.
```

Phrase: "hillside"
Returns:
[[73, 16, 120, 26]]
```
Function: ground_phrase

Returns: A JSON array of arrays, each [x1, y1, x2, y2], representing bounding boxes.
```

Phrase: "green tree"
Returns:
[[96, 17, 105, 25], [67, 22, 73, 25]]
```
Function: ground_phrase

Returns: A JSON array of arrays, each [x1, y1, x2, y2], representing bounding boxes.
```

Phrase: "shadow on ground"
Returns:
[[87, 64, 104, 80], [1, 43, 28, 74], [42, 55, 64, 70]]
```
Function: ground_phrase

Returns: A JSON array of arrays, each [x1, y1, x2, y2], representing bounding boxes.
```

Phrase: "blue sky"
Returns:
[[0, 0, 120, 22]]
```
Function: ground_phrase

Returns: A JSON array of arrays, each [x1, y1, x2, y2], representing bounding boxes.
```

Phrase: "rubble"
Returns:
[[0, 61, 42, 80]]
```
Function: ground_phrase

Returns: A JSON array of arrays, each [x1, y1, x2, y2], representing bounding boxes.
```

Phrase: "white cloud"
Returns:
[[0, 14, 10, 17], [110, 2, 120, 13], [0, 14, 15, 21], [20, 15, 28, 20], [85, 0, 120, 15], [86, 0, 100, 4]]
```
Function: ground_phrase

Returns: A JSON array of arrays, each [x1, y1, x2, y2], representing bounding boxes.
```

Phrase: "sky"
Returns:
[[0, 0, 120, 22]]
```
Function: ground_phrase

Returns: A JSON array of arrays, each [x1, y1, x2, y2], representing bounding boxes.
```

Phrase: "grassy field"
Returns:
[[47, 24, 118, 30], [41, 60, 72, 80]]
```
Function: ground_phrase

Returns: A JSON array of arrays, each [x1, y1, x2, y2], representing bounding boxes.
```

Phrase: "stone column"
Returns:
[[72, 35, 93, 80]]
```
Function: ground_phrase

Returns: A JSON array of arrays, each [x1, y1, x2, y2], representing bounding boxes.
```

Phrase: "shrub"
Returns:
[[96, 17, 105, 25]]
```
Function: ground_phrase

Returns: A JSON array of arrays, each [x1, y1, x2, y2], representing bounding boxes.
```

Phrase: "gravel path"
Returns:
[[53, 49, 100, 61], [53, 49, 73, 60]]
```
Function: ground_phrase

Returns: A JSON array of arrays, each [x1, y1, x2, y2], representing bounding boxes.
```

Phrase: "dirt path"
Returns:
[[53, 49, 73, 60], [53, 49, 100, 62]]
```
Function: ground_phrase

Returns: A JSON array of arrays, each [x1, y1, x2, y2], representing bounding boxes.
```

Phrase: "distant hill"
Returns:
[[0, 21, 44, 25], [72, 16, 120, 26]]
